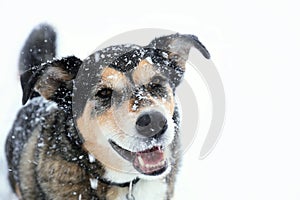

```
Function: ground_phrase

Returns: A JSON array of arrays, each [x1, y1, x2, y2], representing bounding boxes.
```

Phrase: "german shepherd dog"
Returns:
[[5, 24, 210, 200]]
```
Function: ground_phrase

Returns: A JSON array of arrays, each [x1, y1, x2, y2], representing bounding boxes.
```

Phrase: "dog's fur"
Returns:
[[5, 24, 210, 200]]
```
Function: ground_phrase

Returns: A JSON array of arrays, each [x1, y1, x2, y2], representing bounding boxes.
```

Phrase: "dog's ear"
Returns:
[[21, 56, 82, 105], [148, 34, 210, 86]]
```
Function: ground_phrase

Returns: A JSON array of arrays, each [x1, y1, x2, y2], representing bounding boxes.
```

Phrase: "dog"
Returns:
[[5, 24, 210, 200]]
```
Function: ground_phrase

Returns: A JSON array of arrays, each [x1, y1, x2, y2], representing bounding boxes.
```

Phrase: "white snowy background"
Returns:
[[1, 0, 300, 199]]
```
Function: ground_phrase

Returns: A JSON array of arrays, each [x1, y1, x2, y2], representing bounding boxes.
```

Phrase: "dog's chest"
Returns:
[[106, 179, 168, 200]]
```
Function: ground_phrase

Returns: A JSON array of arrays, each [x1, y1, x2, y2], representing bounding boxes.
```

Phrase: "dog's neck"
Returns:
[[98, 177, 140, 188]]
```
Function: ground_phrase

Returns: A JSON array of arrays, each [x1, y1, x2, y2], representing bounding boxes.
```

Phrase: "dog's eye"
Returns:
[[148, 76, 168, 97], [96, 88, 113, 99], [149, 76, 167, 89], [150, 76, 165, 85]]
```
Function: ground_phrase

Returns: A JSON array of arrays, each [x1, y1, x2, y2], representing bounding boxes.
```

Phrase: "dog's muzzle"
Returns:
[[109, 111, 170, 176], [135, 111, 168, 138]]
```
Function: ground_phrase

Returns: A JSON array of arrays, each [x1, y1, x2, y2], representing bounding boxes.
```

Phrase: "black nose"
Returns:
[[135, 111, 168, 138]]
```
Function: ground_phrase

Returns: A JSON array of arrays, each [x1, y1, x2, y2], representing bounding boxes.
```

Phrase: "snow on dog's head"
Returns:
[[73, 34, 209, 181]]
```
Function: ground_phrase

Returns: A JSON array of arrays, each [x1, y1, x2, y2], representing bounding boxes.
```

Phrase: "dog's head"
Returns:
[[21, 33, 209, 182]]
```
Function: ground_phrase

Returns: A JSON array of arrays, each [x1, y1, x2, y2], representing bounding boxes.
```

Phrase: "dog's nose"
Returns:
[[135, 111, 168, 138]]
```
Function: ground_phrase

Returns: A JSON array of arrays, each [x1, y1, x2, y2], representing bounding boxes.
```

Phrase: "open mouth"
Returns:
[[109, 140, 167, 176]]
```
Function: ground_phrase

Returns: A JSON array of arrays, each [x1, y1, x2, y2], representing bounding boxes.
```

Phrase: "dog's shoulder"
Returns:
[[5, 96, 57, 194]]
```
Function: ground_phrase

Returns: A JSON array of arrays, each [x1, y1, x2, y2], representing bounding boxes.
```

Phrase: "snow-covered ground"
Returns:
[[1, 0, 300, 199]]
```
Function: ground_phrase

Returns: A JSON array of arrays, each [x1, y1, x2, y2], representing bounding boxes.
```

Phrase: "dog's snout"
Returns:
[[135, 111, 168, 138]]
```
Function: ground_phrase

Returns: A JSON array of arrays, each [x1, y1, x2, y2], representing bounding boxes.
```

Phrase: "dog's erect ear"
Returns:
[[148, 34, 210, 86], [19, 23, 56, 74], [21, 56, 82, 105]]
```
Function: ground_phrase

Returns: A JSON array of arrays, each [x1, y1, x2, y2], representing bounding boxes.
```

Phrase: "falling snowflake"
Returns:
[[89, 178, 98, 190]]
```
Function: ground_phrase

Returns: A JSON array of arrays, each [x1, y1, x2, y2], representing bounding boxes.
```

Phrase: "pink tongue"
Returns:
[[133, 146, 165, 174], [138, 147, 164, 165]]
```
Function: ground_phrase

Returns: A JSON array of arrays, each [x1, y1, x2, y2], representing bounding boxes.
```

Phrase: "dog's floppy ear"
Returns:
[[21, 56, 82, 105], [148, 33, 210, 86]]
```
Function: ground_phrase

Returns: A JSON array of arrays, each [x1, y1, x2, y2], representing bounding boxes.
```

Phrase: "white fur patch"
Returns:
[[133, 179, 167, 200], [107, 179, 168, 200]]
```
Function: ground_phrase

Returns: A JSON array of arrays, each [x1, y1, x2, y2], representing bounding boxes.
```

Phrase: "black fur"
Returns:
[[19, 24, 56, 74]]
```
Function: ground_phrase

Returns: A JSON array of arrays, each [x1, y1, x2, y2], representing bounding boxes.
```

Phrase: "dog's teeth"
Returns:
[[145, 161, 165, 169], [138, 156, 145, 166]]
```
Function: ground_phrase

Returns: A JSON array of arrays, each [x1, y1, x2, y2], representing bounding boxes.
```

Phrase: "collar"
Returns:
[[98, 177, 140, 188]]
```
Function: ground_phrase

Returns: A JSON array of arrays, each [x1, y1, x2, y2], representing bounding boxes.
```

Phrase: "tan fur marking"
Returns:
[[76, 103, 95, 141], [77, 102, 127, 172], [162, 87, 175, 115], [132, 59, 156, 86], [19, 127, 40, 199], [106, 187, 127, 200], [35, 67, 73, 99], [100, 67, 127, 91], [14, 184, 22, 199]]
